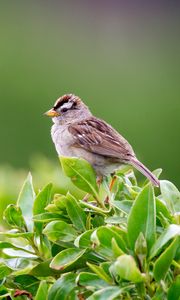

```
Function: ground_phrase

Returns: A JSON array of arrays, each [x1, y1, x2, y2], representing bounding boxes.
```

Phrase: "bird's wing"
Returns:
[[68, 117, 134, 160]]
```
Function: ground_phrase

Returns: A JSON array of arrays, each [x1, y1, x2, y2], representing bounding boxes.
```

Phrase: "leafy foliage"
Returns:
[[0, 156, 179, 299]]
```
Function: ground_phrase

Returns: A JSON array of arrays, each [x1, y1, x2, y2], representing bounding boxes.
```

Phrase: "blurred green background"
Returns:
[[0, 0, 179, 215]]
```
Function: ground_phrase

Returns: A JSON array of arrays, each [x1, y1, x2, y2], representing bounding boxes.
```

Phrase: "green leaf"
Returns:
[[5, 256, 31, 267], [156, 198, 173, 222], [65, 192, 87, 231], [149, 224, 180, 259], [153, 237, 179, 281], [74, 229, 94, 248], [17, 173, 36, 231], [3, 205, 27, 230], [30, 260, 61, 277], [60, 156, 98, 196], [33, 183, 52, 233], [48, 273, 76, 300], [105, 216, 127, 224], [127, 184, 156, 252], [111, 238, 124, 257], [110, 254, 145, 283], [160, 180, 180, 214], [112, 200, 133, 214], [0, 263, 12, 279], [35, 280, 49, 300], [76, 272, 108, 290], [0, 241, 17, 249], [91, 226, 127, 258], [0, 285, 10, 298], [50, 248, 86, 270], [0, 241, 36, 257], [168, 275, 180, 300], [34, 234, 51, 260], [14, 274, 39, 296], [33, 212, 62, 222], [2, 248, 37, 258], [100, 262, 112, 278], [12, 266, 36, 276], [5, 257, 35, 274], [87, 286, 122, 300], [53, 194, 67, 211], [87, 262, 113, 284], [33, 185, 53, 258], [135, 232, 147, 259], [0, 231, 33, 239], [45, 203, 59, 213], [33, 183, 52, 215], [43, 220, 77, 243], [110, 226, 128, 245]]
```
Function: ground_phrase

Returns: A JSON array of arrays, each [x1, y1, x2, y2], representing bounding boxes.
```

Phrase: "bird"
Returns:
[[45, 94, 159, 187]]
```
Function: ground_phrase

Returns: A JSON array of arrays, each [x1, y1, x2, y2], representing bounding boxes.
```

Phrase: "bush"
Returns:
[[0, 156, 179, 300]]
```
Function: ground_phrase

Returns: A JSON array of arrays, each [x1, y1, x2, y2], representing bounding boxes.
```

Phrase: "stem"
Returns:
[[94, 194, 106, 209], [79, 200, 110, 215], [146, 280, 154, 297], [27, 237, 44, 261], [172, 260, 180, 269], [24, 223, 29, 233], [136, 282, 146, 299]]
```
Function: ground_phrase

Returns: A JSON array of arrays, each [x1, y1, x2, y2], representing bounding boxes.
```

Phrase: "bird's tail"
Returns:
[[130, 157, 160, 187]]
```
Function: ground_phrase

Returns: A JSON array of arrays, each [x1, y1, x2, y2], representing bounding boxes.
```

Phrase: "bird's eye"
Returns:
[[61, 107, 68, 113]]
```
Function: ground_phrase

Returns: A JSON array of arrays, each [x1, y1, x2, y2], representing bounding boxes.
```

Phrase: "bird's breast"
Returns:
[[51, 124, 74, 156]]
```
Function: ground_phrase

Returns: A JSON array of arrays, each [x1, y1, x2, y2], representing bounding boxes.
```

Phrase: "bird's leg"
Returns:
[[96, 175, 103, 189], [109, 173, 117, 191], [82, 193, 90, 202], [82, 176, 103, 203], [105, 173, 117, 203]]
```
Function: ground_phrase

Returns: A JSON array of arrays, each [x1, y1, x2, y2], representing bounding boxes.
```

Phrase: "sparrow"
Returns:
[[45, 94, 159, 187]]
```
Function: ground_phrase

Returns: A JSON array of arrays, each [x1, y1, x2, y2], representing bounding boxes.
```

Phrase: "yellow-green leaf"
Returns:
[[60, 156, 98, 196]]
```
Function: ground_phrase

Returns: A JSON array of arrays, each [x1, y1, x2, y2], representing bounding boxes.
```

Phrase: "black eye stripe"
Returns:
[[54, 100, 77, 110], [54, 100, 68, 109]]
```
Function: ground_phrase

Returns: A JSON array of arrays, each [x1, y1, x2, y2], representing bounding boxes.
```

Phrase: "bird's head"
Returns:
[[45, 94, 91, 124]]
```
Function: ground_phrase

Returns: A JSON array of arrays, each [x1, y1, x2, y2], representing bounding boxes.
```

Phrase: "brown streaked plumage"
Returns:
[[45, 94, 160, 186], [68, 117, 133, 160]]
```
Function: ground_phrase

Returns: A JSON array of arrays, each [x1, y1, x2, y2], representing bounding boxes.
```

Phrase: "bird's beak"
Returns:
[[44, 108, 60, 117]]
